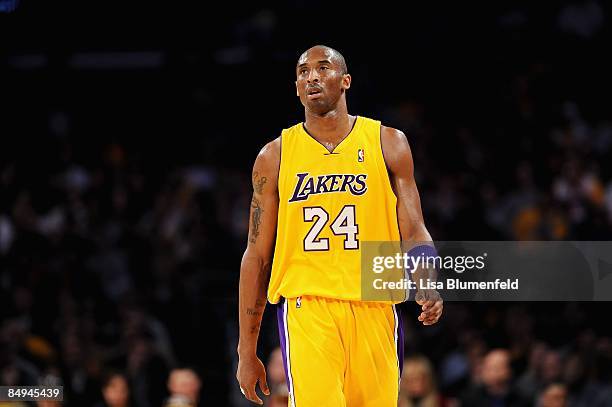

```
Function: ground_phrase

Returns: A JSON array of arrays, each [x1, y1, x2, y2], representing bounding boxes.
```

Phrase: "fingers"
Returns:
[[259, 373, 270, 396], [239, 375, 269, 405], [236, 358, 268, 405], [422, 312, 440, 325], [418, 300, 443, 325], [417, 299, 435, 321], [421, 299, 435, 312], [242, 382, 263, 405]]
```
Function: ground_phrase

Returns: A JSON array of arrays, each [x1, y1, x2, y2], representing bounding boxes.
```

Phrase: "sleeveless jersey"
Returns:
[[268, 116, 401, 303]]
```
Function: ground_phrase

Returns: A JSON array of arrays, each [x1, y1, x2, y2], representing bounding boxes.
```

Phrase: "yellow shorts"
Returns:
[[276, 296, 404, 406]]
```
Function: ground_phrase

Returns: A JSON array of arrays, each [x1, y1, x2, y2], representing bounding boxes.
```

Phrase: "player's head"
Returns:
[[295, 45, 351, 115]]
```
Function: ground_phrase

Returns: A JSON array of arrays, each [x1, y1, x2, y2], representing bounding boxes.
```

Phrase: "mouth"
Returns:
[[306, 87, 323, 100]]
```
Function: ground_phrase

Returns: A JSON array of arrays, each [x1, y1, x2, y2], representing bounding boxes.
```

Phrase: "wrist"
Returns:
[[406, 244, 438, 272], [237, 342, 257, 358]]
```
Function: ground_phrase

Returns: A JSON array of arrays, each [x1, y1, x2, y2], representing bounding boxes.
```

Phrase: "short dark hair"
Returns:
[[300, 45, 348, 74]]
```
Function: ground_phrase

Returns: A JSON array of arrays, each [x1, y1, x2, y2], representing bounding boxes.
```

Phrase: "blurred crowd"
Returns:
[[396, 302, 612, 407], [2, 1, 612, 406]]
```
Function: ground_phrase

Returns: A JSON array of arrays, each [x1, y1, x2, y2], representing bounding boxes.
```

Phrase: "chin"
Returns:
[[305, 101, 332, 115]]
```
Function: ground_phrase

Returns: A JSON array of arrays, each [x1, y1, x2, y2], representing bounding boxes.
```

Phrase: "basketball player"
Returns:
[[237, 45, 443, 406]]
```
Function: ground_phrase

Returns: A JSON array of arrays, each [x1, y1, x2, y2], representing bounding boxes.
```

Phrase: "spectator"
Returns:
[[516, 342, 548, 399], [266, 347, 287, 398], [94, 372, 131, 407], [537, 383, 567, 407], [163, 395, 194, 407], [165, 368, 201, 407], [460, 349, 530, 407], [265, 347, 288, 406], [399, 355, 455, 407], [266, 393, 289, 407]]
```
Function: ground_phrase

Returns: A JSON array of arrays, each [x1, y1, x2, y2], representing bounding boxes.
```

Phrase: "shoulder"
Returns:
[[380, 125, 409, 149], [257, 136, 281, 162], [253, 136, 281, 183], [380, 125, 413, 172]]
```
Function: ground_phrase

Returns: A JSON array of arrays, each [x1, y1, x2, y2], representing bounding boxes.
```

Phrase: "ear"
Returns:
[[342, 74, 352, 90], [295, 81, 299, 97]]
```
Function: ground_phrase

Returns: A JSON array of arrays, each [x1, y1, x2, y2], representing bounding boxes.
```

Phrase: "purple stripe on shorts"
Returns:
[[276, 299, 290, 386], [396, 305, 405, 375]]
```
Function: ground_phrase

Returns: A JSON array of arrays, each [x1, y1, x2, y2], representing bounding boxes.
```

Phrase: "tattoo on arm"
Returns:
[[253, 171, 268, 194], [246, 298, 266, 316], [246, 308, 262, 316], [245, 299, 266, 336], [249, 196, 263, 244]]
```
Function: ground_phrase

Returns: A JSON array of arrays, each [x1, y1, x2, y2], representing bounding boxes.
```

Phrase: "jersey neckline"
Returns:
[[300, 115, 361, 155]]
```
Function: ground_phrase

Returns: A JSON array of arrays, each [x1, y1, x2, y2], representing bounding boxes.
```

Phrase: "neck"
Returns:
[[304, 98, 352, 143]]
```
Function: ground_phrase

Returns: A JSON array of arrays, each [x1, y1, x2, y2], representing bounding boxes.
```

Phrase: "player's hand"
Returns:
[[236, 353, 270, 405], [416, 289, 443, 325]]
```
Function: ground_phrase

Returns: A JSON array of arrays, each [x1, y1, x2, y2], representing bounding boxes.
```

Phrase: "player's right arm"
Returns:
[[236, 137, 280, 405]]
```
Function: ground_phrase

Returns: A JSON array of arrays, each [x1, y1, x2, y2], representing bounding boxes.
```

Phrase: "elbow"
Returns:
[[242, 249, 273, 271]]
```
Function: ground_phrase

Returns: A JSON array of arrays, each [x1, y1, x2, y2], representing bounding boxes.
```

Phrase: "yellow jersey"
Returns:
[[268, 116, 401, 303]]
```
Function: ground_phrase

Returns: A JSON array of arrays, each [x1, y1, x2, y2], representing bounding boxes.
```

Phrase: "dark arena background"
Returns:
[[2, 2, 612, 406]]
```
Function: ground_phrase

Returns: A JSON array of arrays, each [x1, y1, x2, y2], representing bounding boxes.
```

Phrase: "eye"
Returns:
[[320, 66, 329, 71], [299, 69, 308, 75]]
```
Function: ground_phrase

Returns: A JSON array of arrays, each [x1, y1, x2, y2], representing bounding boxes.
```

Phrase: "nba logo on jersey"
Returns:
[[358, 148, 364, 162], [296, 297, 302, 308]]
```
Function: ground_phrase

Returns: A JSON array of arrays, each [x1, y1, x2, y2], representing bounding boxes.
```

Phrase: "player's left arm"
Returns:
[[381, 125, 443, 326]]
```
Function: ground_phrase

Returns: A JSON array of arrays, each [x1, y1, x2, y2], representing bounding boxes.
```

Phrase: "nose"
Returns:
[[307, 68, 320, 83]]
